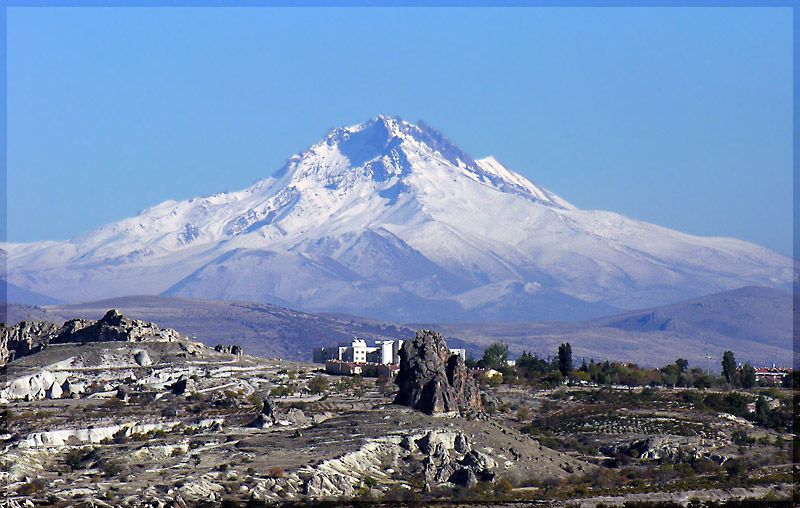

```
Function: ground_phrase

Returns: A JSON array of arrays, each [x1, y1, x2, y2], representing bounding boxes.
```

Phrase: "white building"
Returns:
[[314, 339, 467, 366], [372, 340, 396, 365], [341, 339, 375, 363]]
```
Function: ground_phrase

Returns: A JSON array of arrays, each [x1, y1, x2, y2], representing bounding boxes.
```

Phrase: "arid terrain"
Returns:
[[1, 311, 796, 507]]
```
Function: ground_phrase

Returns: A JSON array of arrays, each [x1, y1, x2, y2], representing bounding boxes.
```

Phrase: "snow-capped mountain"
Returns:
[[4, 115, 793, 322]]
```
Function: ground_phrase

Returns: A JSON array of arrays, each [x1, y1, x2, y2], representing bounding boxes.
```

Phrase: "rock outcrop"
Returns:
[[133, 350, 153, 367], [1, 309, 186, 366], [0, 320, 61, 365], [249, 396, 277, 428], [605, 436, 728, 464], [170, 376, 196, 396], [1, 369, 60, 401], [214, 344, 243, 355], [53, 309, 186, 344], [394, 330, 482, 416]]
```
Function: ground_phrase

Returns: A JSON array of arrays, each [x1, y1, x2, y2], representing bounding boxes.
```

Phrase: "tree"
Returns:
[[676, 358, 689, 373], [482, 342, 509, 370], [660, 363, 680, 388], [557, 343, 572, 378], [721, 351, 737, 385], [754, 396, 770, 425], [740, 363, 756, 389]]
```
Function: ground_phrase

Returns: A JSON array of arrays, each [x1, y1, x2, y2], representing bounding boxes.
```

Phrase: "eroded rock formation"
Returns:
[[214, 344, 243, 355], [53, 309, 186, 344], [0, 320, 61, 365], [1, 309, 186, 366], [394, 330, 482, 416]]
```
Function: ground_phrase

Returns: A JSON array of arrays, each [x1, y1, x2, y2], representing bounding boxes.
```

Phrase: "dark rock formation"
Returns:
[[249, 396, 277, 428], [1, 309, 187, 366], [214, 344, 243, 355], [394, 330, 482, 416], [170, 376, 196, 396]]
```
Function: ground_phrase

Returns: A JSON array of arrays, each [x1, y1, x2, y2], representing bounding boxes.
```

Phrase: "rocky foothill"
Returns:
[[1, 308, 187, 367], [394, 329, 482, 416]]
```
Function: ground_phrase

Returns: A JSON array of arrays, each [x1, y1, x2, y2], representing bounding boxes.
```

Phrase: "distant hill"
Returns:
[[2, 279, 63, 306], [589, 285, 792, 351], [432, 286, 794, 369], [3, 286, 792, 368]]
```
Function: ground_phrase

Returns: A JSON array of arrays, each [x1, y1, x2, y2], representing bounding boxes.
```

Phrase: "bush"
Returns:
[[64, 447, 88, 470], [732, 429, 755, 447], [268, 466, 284, 478], [723, 458, 749, 479], [99, 459, 123, 477], [307, 375, 330, 395], [494, 477, 513, 496], [17, 479, 47, 496]]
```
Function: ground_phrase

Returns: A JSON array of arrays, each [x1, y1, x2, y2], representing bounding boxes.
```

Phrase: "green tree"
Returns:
[[721, 351, 737, 385], [740, 363, 756, 389], [482, 342, 509, 370], [675, 358, 689, 373], [660, 363, 680, 387], [557, 343, 572, 378], [754, 395, 770, 425]]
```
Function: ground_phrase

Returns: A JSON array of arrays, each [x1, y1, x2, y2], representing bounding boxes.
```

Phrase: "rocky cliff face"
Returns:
[[1, 309, 187, 366], [0, 320, 61, 365], [394, 330, 482, 416]]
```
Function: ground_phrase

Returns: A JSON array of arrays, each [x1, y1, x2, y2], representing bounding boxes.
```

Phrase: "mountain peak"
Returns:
[[4, 116, 792, 323], [271, 115, 576, 210], [322, 115, 476, 169]]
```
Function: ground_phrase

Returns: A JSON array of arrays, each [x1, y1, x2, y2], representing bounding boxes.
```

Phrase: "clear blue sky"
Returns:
[[6, 7, 794, 257]]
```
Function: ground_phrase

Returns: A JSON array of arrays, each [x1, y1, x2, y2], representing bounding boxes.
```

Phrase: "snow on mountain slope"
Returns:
[[4, 115, 793, 321]]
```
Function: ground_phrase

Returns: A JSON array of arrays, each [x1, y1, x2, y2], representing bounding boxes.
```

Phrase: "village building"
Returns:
[[315, 338, 467, 377], [754, 365, 792, 385]]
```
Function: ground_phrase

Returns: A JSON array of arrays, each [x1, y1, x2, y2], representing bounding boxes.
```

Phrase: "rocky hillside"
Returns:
[[2, 296, 477, 361], [2, 318, 594, 505]]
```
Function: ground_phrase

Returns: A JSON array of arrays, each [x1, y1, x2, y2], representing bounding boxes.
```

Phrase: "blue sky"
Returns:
[[6, 6, 794, 257]]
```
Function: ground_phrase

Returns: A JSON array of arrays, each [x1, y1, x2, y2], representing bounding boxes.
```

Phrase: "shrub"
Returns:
[[307, 375, 330, 395], [268, 466, 284, 478], [494, 477, 513, 495], [64, 448, 88, 470], [732, 429, 755, 446], [99, 459, 123, 477], [17, 479, 47, 496]]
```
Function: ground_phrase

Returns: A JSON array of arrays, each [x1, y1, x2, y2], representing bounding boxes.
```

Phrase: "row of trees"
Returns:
[[472, 343, 788, 390]]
